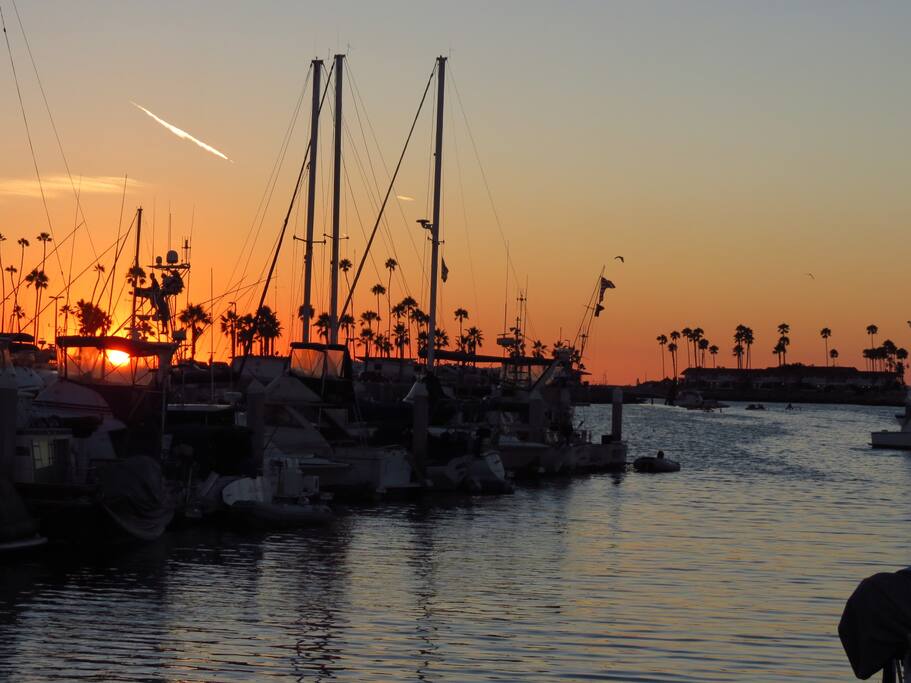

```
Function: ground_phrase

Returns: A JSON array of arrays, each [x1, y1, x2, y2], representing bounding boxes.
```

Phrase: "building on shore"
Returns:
[[681, 364, 904, 394]]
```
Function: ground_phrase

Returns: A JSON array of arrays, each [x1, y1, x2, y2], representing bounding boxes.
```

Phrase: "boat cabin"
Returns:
[[56, 336, 176, 388], [289, 342, 354, 404]]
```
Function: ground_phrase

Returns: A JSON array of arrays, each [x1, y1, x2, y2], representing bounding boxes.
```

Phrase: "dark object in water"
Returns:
[[0, 479, 46, 553], [840, 569, 911, 682], [633, 452, 680, 473], [746, 403, 766, 411], [225, 500, 334, 529]]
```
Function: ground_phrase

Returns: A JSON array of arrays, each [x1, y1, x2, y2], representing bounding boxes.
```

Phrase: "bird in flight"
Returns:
[[614, 255, 624, 263], [806, 273, 815, 280]]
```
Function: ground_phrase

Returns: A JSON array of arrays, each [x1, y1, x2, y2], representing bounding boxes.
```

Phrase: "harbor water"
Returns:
[[1, 402, 908, 682]]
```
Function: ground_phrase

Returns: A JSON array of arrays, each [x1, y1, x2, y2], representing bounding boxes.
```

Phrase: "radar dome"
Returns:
[[166, 249, 179, 265]]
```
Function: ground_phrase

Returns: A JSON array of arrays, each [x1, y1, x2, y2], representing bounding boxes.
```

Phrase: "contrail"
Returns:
[[396, 194, 415, 202], [131, 102, 231, 162]]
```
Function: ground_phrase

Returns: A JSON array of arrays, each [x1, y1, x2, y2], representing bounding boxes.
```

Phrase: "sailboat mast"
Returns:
[[426, 56, 446, 370], [301, 59, 322, 342], [329, 53, 344, 344], [130, 206, 142, 340]]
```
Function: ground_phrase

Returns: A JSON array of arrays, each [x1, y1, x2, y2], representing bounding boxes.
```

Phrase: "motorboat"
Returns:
[[633, 453, 681, 473], [871, 391, 911, 450]]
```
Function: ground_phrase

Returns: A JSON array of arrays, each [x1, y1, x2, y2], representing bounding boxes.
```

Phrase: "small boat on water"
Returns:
[[871, 390, 911, 450], [746, 403, 766, 411], [633, 452, 680, 473], [675, 389, 727, 412]]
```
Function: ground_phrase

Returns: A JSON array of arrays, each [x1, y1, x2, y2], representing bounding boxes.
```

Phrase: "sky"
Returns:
[[0, 0, 909, 383]]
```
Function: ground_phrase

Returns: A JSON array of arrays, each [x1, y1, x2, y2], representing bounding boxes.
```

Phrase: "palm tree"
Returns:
[[393, 322, 409, 359], [681, 327, 693, 368], [178, 303, 212, 360], [773, 340, 784, 367], [24, 269, 48, 340], [667, 342, 679, 379], [5, 266, 18, 331], [339, 258, 353, 297], [454, 307, 469, 339], [0, 233, 6, 331], [743, 326, 755, 369], [360, 309, 379, 333], [255, 306, 282, 355], [358, 326, 374, 360], [733, 326, 745, 370], [371, 283, 386, 326], [829, 348, 839, 366], [733, 343, 745, 368], [314, 311, 332, 342], [15, 238, 28, 294], [866, 324, 879, 371], [90, 264, 105, 304], [433, 328, 449, 350], [698, 338, 709, 367], [339, 313, 355, 348], [776, 336, 790, 366], [656, 334, 668, 378], [466, 326, 483, 357], [236, 314, 257, 354], [777, 322, 790, 337], [384, 258, 397, 337], [75, 298, 111, 336], [709, 344, 719, 367], [532, 339, 547, 358], [220, 309, 239, 360], [820, 327, 832, 367], [297, 303, 314, 340], [691, 327, 705, 367], [126, 265, 146, 287]]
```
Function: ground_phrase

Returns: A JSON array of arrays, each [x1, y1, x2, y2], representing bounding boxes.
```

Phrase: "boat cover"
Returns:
[[839, 569, 911, 681], [97, 456, 174, 541]]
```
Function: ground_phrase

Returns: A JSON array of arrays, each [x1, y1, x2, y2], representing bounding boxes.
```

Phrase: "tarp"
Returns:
[[840, 569, 911, 680]]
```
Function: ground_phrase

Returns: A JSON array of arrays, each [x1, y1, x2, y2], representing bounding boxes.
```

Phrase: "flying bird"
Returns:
[[131, 102, 232, 162], [806, 273, 815, 280], [614, 255, 624, 263]]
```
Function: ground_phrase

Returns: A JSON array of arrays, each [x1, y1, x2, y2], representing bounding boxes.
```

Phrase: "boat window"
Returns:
[[290, 347, 325, 379], [61, 345, 160, 386], [325, 349, 346, 378]]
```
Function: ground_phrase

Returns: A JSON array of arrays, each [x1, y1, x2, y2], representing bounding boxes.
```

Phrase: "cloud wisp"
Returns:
[[131, 101, 232, 162], [0, 175, 142, 199]]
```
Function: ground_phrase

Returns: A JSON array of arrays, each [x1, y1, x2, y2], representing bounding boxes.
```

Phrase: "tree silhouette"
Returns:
[[820, 327, 832, 367], [532, 339, 547, 358], [454, 307, 469, 340], [829, 348, 839, 366], [370, 283, 386, 329], [709, 344, 719, 367], [178, 303, 212, 360], [384, 258, 397, 338], [667, 342, 678, 379], [254, 306, 282, 356], [656, 334, 668, 378], [24, 269, 49, 340], [4, 265, 17, 332], [75, 298, 111, 336], [220, 309, 239, 360], [866, 324, 879, 371], [314, 311, 332, 342], [681, 327, 693, 368]]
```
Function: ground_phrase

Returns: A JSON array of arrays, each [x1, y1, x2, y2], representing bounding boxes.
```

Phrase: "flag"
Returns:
[[441, 258, 449, 283], [594, 304, 605, 317], [598, 277, 615, 303]]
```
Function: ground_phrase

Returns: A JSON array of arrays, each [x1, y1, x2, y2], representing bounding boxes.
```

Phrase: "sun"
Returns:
[[106, 349, 131, 367]]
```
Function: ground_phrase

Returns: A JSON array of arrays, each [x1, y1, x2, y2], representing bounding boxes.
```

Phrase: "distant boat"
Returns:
[[871, 390, 911, 450]]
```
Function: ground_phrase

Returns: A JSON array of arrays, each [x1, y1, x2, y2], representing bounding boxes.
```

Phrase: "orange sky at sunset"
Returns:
[[1, 1, 909, 384]]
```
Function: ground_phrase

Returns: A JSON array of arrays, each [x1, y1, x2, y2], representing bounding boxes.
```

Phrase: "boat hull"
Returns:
[[871, 431, 911, 450]]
